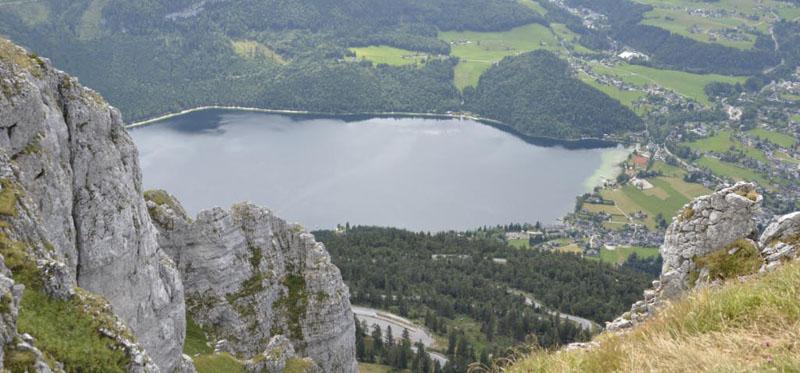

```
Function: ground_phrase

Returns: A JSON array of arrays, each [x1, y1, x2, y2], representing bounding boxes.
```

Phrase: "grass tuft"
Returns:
[[693, 239, 763, 284], [193, 352, 245, 373]]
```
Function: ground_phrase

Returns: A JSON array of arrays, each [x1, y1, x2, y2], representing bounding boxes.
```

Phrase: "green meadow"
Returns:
[[439, 23, 560, 89], [589, 62, 746, 105], [348, 45, 429, 66]]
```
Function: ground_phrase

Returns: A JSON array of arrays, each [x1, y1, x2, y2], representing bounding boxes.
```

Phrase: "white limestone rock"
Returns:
[[0, 42, 186, 372], [759, 212, 800, 272], [148, 195, 357, 373], [660, 182, 761, 298]]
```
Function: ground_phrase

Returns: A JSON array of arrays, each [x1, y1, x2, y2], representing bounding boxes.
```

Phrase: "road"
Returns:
[[352, 306, 448, 365], [507, 289, 601, 331]]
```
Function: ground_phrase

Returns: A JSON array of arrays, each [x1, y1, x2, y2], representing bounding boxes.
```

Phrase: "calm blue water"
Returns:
[[129, 109, 624, 231]]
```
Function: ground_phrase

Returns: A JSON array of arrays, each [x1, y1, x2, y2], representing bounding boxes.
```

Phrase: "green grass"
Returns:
[[622, 181, 689, 223], [439, 23, 560, 89], [747, 128, 797, 148], [696, 156, 771, 186], [285, 358, 314, 373], [76, 0, 108, 40], [579, 72, 647, 112], [640, 8, 758, 49], [508, 238, 530, 249], [348, 45, 429, 66], [232, 40, 286, 64], [184, 315, 213, 356], [690, 239, 762, 286], [194, 353, 246, 373], [598, 246, 660, 265], [589, 62, 746, 105], [0, 231, 131, 372], [518, 0, 546, 15], [359, 363, 393, 373], [510, 259, 800, 372], [683, 130, 768, 162]]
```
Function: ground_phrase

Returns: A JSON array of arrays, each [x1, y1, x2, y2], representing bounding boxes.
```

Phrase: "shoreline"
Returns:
[[124, 105, 620, 149]]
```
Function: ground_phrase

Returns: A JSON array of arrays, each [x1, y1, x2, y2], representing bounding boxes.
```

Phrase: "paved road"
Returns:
[[352, 306, 448, 365], [507, 288, 601, 331]]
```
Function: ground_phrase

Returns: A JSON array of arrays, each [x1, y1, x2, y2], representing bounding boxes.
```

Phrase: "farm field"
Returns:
[[682, 130, 769, 162], [578, 71, 647, 112], [747, 128, 797, 148], [597, 246, 660, 265], [632, 0, 795, 48], [589, 62, 746, 105], [585, 161, 710, 229], [508, 238, 530, 249], [348, 45, 429, 66], [696, 156, 771, 186], [439, 23, 560, 89]]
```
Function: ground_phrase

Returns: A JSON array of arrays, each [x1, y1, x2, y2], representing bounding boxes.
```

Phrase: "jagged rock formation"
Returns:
[[0, 152, 162, 372], [606, 182, 800, 333], [147, 191, 357, 372], [659, 182, 761, 298], [759, 212, 800, 272], [0, 38, 187, 371]]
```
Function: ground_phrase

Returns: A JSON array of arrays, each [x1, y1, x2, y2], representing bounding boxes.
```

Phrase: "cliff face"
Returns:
[[660, 182, 761, 297], [147, 192, 358, 372], [0, 38, 186, 371]]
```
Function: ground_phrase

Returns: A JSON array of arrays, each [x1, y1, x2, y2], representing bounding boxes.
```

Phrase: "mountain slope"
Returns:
[[508, 183, 800, 372], [510, 259, 800, 372]]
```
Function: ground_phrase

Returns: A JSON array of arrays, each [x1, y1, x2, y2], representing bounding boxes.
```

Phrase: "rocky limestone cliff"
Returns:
[[0, 38, 187, 371], [147, 191, 358, 372], [660, 182, 761, 298], [606, 182, 800, 332], [0, 151, 174, 372]]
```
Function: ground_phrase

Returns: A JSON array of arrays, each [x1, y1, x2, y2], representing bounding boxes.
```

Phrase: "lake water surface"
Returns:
[[129, 109, 629, 231]]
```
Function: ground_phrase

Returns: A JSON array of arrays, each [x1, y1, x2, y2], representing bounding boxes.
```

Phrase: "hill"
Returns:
[[466, 51, 643, 139], [0, 0, 642, 140], [506, 183, 800, 372]]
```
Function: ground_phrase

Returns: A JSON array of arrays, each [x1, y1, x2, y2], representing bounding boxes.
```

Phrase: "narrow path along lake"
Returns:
[[129, 109, 629, 231]]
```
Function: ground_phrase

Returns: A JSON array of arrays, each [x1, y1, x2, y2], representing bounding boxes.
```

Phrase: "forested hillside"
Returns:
[[466, 51, 642, 139], [316, 226, 653, 370], [0, 0, 640, 140]]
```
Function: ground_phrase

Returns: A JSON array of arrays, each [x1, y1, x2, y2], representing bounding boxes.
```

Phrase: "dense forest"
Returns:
[[0, 0, 641, 140], [315, 226, 653, 369], [466, 51, 642, 139]]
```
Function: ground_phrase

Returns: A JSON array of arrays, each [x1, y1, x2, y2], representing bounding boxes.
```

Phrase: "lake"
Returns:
[[129, 109, 629, 231]]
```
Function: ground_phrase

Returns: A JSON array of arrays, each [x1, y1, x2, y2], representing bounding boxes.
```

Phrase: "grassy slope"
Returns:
[[439, 23, 560, 89], [510, 260, 800, 372], [590, 62, 746, 105], [348, 45, 428, 66], [748, 128, 797, 148], [584, 161, 710, 230], [597, 246, 660, 265]]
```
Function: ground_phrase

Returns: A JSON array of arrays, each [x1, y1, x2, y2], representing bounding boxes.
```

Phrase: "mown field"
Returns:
[[439, 23, 560, 89], [632, 0, 793, 49], [589, 62, 746, 105], [583, 161, 711, 229], [683, 130, 769, 162], [597, 246, 660, 265], [348, 45, 431, 66], [747, 128, 797, 148]]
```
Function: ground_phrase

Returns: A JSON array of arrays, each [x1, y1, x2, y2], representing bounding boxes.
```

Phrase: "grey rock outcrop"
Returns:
[[148, 194, 357, 372], [759, 212, 800, 272], [0, 39, 186, 371], [244, 335, 319, 373], [660, 182, 761, 298], [0, 151, 161, 372]]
